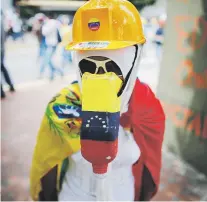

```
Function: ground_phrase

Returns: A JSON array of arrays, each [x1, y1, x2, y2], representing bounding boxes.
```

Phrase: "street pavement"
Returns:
[[1, 33, 207, 201]]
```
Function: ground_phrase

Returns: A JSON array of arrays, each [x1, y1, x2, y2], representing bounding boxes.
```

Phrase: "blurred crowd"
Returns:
[[1, 9, 74, 98], [141, 14, 166, 61], [32, 13, 73, 80], [1, 7, 166, 99]]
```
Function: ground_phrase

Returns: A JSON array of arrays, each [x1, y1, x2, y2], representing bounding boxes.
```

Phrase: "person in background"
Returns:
[[10, 8, 24, 41], [32, 13, 47, 60], [39, 14, 64, 80], [57, 15, 73, 68], [1, 11, 15, 99], [153, 18, 165, 61]]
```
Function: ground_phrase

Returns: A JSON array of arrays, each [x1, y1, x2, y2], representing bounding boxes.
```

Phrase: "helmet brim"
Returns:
[[65, 39, 146, 51]]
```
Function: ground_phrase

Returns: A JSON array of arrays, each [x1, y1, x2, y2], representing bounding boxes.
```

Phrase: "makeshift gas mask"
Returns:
[[73, 45, 143, 174], [74, 45, 143, 114]]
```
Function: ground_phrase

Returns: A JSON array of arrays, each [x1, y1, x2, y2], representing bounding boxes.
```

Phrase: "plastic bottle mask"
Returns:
[[81, 71, 122, 174], [75, 46, 142, 173], [74, 45, 142, 115]]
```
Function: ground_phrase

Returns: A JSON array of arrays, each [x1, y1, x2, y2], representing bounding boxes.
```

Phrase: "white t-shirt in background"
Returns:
[[42, 19, 60, 47]]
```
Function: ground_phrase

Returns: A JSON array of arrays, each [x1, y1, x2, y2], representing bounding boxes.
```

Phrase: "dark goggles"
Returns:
[[78, 56, 123, 78]]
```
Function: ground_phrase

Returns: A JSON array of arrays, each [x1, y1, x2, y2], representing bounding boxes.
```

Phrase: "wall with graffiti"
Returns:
[[157, 0, 207, 175]]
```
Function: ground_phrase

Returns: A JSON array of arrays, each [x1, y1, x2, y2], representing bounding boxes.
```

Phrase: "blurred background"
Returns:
[[1, 0, 207, 201]]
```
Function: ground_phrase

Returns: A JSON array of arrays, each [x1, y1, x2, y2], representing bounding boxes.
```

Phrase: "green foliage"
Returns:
[[46, 106, 64, 140]]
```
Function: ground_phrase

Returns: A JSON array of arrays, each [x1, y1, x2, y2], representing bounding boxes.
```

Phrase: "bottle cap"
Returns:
[[93, 164, 108, 174]]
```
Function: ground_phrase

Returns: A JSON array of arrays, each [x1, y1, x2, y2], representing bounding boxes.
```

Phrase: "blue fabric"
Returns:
[[40, 46, 64, 80], [61, 48, 72, 67], [53, 104, 81, 119], [39, 38, 47, 57], [156, 28, 164, 36], [12, 32, 23, 41], [155, 28, 164, 46], [81, 111, 120, 141]]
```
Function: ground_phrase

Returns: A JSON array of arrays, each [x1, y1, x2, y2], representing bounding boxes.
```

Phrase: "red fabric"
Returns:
[[81, 139, 118, 174], [120, 80, 165, 200]]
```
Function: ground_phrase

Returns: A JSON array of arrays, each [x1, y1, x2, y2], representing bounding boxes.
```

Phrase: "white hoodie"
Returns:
[[42, 19, 60, 47]]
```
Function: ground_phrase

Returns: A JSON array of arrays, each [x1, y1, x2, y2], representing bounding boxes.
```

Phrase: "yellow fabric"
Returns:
[[30, 75, 122, 200], [30, 83, 82, 201], [66, 0, 146, 51], [82, 72, 122, 112], [59, 25, 72, 46]]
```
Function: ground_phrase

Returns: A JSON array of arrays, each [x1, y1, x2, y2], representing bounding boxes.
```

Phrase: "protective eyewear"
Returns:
[[79, 57, 123, 78]]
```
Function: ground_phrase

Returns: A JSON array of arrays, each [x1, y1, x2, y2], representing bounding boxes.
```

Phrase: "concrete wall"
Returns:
[[157, 0, 207, 175]]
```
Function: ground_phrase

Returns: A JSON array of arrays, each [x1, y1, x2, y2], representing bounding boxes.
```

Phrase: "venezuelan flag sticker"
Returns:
[[88, 18, 100, 31]]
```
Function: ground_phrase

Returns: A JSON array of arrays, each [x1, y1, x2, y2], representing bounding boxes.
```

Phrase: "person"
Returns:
[[32, 13, 47, 59], [39, 15, 64, 80], [153, 19, 165, 61], [57, 15, 73, 67], [1, 11, 15, 99], [30, 0, 165, 201], [10, 9, 24, 41]]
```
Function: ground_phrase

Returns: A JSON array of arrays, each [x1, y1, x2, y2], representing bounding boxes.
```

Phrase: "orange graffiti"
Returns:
[[161, 101, 207, 138], [175, 16, 207, 53], [176, 59, 207, 89], [167, 104, 192, 127], [187, 114, 201, 137]]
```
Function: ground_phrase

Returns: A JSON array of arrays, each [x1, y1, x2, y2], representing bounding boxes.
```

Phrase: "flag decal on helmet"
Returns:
[[88, 18, 100, 31]]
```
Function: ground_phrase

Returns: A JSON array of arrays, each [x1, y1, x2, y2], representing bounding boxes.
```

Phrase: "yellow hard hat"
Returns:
[[66, 0, 146, 51]]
